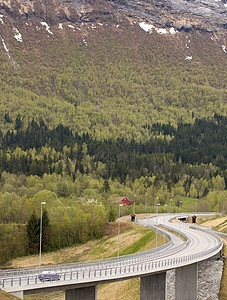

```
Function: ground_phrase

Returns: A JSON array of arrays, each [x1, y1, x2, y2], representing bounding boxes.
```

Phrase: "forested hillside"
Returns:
[[0, 24, 226, 141]]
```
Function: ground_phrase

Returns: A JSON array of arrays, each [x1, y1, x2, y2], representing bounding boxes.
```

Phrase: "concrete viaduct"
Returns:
[[0, 213, 223, 300]]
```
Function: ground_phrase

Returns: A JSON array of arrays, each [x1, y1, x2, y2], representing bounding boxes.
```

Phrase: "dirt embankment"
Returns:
[[0, 290, 20, 300], [200, 216, 227, 230]]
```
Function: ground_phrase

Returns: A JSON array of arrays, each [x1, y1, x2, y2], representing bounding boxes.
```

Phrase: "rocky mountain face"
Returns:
[[0, 0, 226, 32]]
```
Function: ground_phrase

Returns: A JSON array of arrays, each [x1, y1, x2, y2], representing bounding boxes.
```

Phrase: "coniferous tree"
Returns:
[[15, 114, 22, 131], [42, 210, 50, 252], [27, 212, 40, 254]]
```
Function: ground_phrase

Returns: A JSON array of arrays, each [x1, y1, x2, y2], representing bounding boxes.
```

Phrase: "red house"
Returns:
[[120, 197, 132, 207]]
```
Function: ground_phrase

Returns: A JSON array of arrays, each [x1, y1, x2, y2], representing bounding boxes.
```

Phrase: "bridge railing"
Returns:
[[0, 223, 190, 280], [0, 233, 173, 279]]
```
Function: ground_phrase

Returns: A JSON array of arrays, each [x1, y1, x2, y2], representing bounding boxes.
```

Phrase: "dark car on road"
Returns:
[[38, 271, 61, 282]]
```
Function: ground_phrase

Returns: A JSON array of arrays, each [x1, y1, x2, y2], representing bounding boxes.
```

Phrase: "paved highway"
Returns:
[[139, 214, 221, 260]]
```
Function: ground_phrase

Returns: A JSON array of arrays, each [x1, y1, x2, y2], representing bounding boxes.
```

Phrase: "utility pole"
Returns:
[[145, 193, 148, 218], [134, 194, 136, 215], [117, 204, 123, 257], [39, 202, 46, 272], [156, 203, 160, 248], [164, 204, 167, 243]]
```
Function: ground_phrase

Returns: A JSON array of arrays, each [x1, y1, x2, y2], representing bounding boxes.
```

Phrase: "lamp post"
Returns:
[[178, 201, 182, 234], [156, 203, 160, 248], [134, 195, 136, 215], [164, 204, 167, 224], [195, 195, 198, 213], [164, 204, 167, 243], [39, 201, 46, 272], [154, 194, 157, 213], [179, 201, 182, 213], [118, 204, 123, 257], [169, 198, 172, 214], [145, 193, 148, 218]]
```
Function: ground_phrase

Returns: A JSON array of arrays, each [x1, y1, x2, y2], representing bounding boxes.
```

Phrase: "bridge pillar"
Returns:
[[140, 272, 167, 300], [175, 263, 198, 300], [10, 291, 24, 299], [65, 286, 97, 300]]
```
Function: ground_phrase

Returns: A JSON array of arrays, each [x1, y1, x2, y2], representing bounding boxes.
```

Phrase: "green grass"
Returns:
[[119, 231, 156, 256], [179, 197, 197, 212], [213, 219, 227, 231]]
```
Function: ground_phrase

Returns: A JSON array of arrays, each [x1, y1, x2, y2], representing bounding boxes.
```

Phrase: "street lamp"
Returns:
[[164, 204, 167, 224], [179, 201, 182, 213], [154, 194, 157, 213], [195, 195, 198, 213], [169, 198, 172, 214], [134, 195, 136, 215], [156, 203, 160, 248], [118, 204, 123, 257], [178, 201, 182, 234], [164, 204, 167, 243], [145, 193, 148, 218], [39, 202, 46, 272]]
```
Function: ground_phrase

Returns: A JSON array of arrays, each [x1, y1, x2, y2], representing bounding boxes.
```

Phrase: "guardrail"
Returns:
[[1, 236, 222, 289], [0, 223, 190, 280]]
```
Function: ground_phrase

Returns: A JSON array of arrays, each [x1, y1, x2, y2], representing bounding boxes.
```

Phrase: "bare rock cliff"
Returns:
[[0, 0, 226, 32]]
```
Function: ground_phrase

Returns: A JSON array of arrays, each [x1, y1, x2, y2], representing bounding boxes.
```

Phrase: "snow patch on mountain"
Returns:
[[0, 35, 10, 58], [139, 22, 177, 35], [0, 14, 4, 24], [139, 22, 155, 32], [156, 28, 168, 34], [170, 27, 177, 34], [13, 28, 22, 42], [40, 22, 53, 35], [82, 36, 87, 46]]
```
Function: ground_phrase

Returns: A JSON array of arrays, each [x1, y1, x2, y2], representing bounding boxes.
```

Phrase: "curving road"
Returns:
[[0, 213, 223, 299], [140, 213, 222, 260]]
